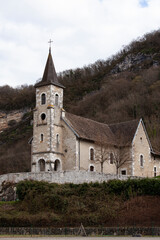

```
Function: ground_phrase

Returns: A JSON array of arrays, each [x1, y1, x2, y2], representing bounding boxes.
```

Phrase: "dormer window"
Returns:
[[55, 94, 59, 106], [41, 93, 46, 105]]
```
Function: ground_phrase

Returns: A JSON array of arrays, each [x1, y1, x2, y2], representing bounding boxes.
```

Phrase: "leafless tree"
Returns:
[[94, 140, 110, 173], [95, 134, 131, 175]]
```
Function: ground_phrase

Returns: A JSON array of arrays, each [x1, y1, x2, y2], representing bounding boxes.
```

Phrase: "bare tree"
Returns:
[[111, 145, 131, 175], [94, 140, 109, 173], [95, 134, 131, 175]]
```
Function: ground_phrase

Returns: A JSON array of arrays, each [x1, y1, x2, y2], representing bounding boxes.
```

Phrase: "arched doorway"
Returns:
[[54, 159, 61, 171], [39, 159, 45, 171], [90, 165, 94, 172]]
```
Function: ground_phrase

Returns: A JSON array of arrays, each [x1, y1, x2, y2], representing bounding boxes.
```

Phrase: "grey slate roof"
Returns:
[[35, 50, 65, 89]]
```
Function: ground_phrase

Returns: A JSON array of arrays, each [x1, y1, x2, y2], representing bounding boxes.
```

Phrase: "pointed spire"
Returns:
[[35, 49, 65, 89]]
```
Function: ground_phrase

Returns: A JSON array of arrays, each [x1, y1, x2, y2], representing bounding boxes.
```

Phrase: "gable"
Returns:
[[132, 119, 152, 150]]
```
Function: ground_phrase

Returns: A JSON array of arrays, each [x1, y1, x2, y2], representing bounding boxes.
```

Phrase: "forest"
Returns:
[[0, 30, 160, 174]]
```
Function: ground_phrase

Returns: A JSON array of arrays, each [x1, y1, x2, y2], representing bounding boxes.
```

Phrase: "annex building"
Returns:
[[30, 49, 160, 178]]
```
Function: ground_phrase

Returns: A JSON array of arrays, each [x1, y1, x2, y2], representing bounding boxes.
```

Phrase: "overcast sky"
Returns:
[[0, 0, 160, 87]]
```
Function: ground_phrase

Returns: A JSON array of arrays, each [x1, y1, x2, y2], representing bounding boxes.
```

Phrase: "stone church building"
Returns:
[[31, 49, 160, 178]]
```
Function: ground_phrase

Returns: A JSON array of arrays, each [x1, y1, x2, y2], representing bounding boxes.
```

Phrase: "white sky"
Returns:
[[0, 0, 160, 87]]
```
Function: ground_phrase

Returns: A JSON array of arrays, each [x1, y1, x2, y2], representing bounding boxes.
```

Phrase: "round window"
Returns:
[[41, 113, 46, 121]]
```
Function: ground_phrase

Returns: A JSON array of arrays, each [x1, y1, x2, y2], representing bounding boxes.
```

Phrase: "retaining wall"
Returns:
[[0, 171, 138, 187]]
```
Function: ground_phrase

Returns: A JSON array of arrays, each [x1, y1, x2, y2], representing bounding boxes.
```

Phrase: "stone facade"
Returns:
[[132, 120, 160, 177], [32, 84, 64, 172]]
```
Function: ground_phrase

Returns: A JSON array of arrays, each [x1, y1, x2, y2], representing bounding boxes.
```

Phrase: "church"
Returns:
[[31, 48, 160, 178]]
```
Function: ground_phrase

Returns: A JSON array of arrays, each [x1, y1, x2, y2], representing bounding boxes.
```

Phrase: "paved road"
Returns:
[[1, 237, 160, 240]]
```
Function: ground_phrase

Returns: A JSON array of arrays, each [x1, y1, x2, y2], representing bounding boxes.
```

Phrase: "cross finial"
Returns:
[[48, 39, 53, 53]]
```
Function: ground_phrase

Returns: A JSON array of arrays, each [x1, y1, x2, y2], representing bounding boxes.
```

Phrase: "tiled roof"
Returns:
[[109, 119, 139, 145], [64, 112, 115, 144], [64, 112, 139, 145]]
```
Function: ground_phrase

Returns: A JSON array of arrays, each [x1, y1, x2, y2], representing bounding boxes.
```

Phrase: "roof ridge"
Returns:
[[108, 118, 140, 126], [66, 112, 140, 127]]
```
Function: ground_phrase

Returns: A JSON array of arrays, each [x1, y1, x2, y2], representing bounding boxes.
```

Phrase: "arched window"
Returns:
[[54, 159, 61, 171], [41, 134, 43, 142], [90, 165, 94, 172], [110, 153, 114, 164], [55, 94, 59, 106], [140, 155, 144, 167], [41, 113, 46, 121], [90, 148, 94, 161], [41, 93, 46, 105], [39, 159, 45, 171]]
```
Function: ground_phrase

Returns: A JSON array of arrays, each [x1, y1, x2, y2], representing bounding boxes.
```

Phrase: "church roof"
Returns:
[[64, 112, 140, 146], [64, 112, 115, 145], [109, 119, 140, 145], [35, 50, 65, 88]]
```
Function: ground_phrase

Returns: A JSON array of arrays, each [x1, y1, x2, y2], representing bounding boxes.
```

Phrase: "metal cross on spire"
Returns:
[[48, 39, 53, 52]]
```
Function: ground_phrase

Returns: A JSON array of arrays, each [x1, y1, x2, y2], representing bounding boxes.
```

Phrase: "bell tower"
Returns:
[[31, 47, 65, 172]]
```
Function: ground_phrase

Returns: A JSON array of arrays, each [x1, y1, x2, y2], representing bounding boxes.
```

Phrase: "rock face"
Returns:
[[0, 109, 29, 132], [0, 182, 16, 201], [111, 53, 160, 74]]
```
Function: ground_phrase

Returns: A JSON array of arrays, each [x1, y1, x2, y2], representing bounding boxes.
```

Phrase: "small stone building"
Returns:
[[31, 49, 160, 177]]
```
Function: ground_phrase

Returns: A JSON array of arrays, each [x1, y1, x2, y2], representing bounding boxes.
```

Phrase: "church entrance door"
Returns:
[[54, 159, 60, 171], [39, 159, 45, 171]]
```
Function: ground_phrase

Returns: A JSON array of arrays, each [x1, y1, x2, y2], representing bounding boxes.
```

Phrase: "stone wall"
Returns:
[[0, 226, 160, 236], [0, 171, 138, 189]]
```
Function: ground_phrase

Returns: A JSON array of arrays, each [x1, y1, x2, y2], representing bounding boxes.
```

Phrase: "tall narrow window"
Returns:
[[41, 134, 43, 142], [154, 167, 157, 177], [55, 94, 59, 106], [90, 148, 94, 161], [140, 155, 144, 167], [56, 134, 59, 145], [110, 153, 114, 164], [41, 93, 46, 105]]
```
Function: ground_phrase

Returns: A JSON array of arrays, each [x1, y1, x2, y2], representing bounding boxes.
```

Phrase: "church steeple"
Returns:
[[35, 50, 64, 89]]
